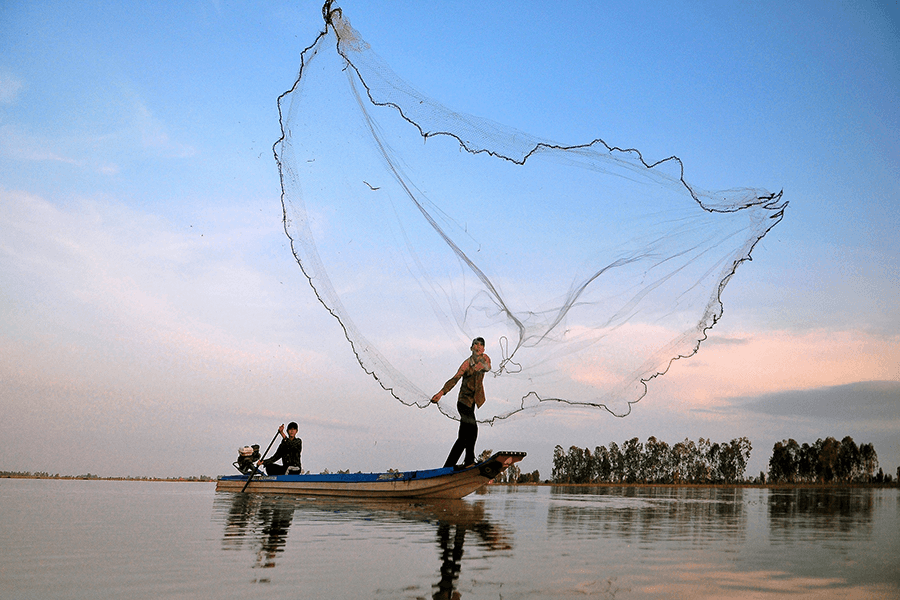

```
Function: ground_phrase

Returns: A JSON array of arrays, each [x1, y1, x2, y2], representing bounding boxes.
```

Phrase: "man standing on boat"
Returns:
[[431, 337, 491, 468], [258, 422, 303, 475]]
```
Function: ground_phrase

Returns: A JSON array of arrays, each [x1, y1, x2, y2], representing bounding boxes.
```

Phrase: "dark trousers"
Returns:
[[264, 463, 288, 475], [263, 463, 300, 476], [443, 401, 478, 467]]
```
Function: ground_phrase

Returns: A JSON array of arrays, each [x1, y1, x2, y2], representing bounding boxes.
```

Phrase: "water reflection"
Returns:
[[214, 492, 511, 596], [768, 487, 876, 542], [218, 493, 296, 580], [210, 487, 898, 598], [546, 486, 747, 546], [432, 506, 511, 600]]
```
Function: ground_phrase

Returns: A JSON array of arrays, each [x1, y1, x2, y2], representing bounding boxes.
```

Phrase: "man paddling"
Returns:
[[431, 337, 491, 468], [258, 421, 303, 475]]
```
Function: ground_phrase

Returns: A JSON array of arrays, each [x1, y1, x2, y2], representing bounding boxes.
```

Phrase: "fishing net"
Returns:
[[274, 3, 786, 422]]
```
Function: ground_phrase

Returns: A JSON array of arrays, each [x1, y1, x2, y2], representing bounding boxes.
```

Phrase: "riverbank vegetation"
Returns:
[[767, 436, 887, 483], [5, 435, 896, 486], [1, 471, 214, 481], [495, 436, 896, 486], [547, 437, 752, 484]]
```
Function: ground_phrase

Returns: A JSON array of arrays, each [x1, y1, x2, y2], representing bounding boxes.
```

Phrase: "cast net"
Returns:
[[274, 3, 786, 422]]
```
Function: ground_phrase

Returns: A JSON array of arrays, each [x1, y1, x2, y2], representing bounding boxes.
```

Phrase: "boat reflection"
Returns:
[[218, 492, 296, 580], [214, 490, 511, 596]]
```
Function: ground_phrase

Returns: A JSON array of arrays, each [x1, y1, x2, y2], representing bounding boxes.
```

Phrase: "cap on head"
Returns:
[[287, 421, 299, 431], [471, 337, 485, 347]]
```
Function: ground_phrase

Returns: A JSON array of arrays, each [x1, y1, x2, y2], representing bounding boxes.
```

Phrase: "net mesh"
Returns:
[[274, 4, 786, 422]]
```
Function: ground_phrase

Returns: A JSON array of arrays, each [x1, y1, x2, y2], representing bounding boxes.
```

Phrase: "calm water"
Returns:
[[1, 480, 897, 599]]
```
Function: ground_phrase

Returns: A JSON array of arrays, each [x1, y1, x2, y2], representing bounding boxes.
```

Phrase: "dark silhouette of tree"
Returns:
[[552, 445, 568, 484], [550, 436, 752, 484], [644, 436, 670, 483], [859, 443, 878, 480], [769, 439, 799, 483], [622, 438, 643, 483], [574, 447, 594, 484], [608, 441, 624, 483], [836, 436, 860, 481], [816, 437, 840, 482], [797, 442, 816, 482], [670, 439, 691, 483], [718, 438, 752, 483], [516, 469, 541, 483], [768, 437, 880, 483], [593, 445, 611, 482]]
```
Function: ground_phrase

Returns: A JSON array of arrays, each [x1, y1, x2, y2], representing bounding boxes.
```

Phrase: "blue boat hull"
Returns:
[[216, 451, 526, 498]]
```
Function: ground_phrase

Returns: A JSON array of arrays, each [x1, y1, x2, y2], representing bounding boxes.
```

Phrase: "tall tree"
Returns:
[[552, 445, 567, 483], [593, 445, 611, 483], [608, 441, 624, 484], [859, 443, 879, 482], [769, 439, 800, 483], [622, 438, 643, 483], [836, 436, 859, 482], [815, 437, 839, 482], [644, 436, 670, 483]]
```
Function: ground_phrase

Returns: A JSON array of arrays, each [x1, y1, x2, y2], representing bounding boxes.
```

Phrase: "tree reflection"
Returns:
[[768, 488, 876, 541], [546, 486, 747, 546]]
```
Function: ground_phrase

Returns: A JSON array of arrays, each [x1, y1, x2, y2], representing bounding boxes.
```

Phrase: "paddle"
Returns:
[[240, 426, 282, 493]]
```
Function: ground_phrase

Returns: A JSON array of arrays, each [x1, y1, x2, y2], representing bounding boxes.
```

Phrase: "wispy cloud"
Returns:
[[0, 90, 195, 172], [0, 124, 82, 165], [700, 334, 750, 346], [0, 71, 23, 104], [0, 188, 312, 379], [0, 186, 402, 476], [739, 380, 900, 423], [133, 99, 196, 158], [656, 328, 900, 408]]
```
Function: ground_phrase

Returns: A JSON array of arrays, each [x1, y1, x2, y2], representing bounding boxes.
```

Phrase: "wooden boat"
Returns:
[[216, 451, 526, 499]]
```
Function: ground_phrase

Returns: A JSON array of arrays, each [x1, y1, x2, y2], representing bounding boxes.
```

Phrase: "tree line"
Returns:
[[550, 437, 752, 484], [767, 437, 883, 483], [493, 435, 892, 486], [0, 471, 215, 481], [476, 450, 541, 483], [493, 463, 541, 484]]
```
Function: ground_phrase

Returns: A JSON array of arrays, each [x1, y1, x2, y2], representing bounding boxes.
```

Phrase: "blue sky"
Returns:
[[1, 1, 897, 479]]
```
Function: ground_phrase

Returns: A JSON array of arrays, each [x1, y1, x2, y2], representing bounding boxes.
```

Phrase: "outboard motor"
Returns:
[[234, 444, 261, 474]]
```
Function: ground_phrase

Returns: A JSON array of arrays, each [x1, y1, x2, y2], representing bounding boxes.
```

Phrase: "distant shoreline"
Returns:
[[510, 481, 899, 489], [3, 474, 896, 488], [1, 474, 214, 482]]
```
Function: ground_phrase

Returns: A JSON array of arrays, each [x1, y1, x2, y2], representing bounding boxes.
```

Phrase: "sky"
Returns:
[[1, 0, 897, 479]]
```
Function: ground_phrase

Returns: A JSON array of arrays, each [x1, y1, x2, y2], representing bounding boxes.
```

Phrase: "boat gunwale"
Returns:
[[214, 451, 526, 499]]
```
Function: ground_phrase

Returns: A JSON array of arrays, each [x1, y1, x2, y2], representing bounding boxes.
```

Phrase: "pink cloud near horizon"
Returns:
[[655, 328, 899, 409]]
